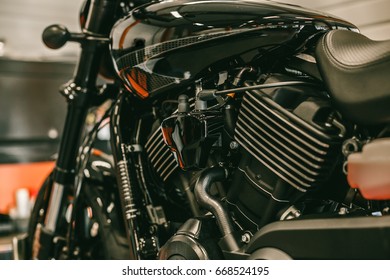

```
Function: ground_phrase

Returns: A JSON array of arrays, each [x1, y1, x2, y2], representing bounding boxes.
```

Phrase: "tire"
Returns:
[[26, 173, 52, 259]]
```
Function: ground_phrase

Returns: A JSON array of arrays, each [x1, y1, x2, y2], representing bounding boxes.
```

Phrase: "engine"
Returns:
[[226, 74, 346, 229], [145, 72, 347, 258], [235, 83, 341, 192]]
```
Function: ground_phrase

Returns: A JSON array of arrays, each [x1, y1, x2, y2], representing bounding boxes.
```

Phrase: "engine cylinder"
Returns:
[[228, 74, 345, 228], [235, 76, 344, 192]]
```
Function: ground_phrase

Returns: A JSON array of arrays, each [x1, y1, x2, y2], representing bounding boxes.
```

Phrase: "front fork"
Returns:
[[32, 0, 120, 259], [34, 84, 90, 259]]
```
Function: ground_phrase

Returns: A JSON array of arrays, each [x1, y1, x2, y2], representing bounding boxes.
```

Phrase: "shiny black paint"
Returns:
[[161, 110, 223, 170], [245, 215, 390, 259], [110, 0, 357, 99]]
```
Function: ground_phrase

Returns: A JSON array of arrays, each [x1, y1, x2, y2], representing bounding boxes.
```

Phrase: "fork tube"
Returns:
[[37, 0, 120, 258]]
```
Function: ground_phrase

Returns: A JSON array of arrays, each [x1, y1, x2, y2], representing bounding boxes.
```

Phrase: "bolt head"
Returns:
[[230, 141, 239, 149]]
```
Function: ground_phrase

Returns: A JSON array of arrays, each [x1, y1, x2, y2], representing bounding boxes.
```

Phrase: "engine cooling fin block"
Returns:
[[234, 87, 342, 192], [145, 127, 178, 182]]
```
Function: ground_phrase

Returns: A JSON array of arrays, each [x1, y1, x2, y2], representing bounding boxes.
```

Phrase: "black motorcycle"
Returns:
[[24, 0, 390, 260]]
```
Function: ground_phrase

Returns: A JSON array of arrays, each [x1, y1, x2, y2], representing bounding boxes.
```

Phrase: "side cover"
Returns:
[[110, 0, 356, 99]]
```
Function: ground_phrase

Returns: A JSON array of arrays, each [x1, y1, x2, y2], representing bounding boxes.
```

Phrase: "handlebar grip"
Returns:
[[42, 24, 70, 49]]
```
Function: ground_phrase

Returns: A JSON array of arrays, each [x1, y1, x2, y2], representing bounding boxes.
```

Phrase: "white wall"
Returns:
[[0, 0, 84, 60], [280, 0, 390, 40]]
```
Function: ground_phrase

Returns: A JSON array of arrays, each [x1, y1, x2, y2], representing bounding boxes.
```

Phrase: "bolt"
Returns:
[[139, 238, 146, 250], [90, 222, 99, 238], [230, 141, 239, 150], [149, 225, 157, 235], [73, 247, 80, 256], [338, 207, 348, 215], [293, 210, 301, 218], [241, 233, 251, 244]]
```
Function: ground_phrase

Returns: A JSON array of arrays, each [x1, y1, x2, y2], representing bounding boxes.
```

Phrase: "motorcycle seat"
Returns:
[[315, 29, 390, 125]]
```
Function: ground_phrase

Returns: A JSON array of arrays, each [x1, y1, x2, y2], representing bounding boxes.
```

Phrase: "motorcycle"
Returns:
[[23, 0, 390, 260]]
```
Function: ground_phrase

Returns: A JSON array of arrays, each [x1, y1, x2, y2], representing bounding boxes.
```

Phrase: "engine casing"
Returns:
[[227, 74, 345, 228]]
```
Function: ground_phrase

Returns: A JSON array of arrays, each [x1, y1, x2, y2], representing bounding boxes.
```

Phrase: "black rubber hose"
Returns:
[[194, 167, 233, 237]]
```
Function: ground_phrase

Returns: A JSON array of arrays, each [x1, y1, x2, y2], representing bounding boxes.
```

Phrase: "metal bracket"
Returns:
[[126, 144, 143, 153]]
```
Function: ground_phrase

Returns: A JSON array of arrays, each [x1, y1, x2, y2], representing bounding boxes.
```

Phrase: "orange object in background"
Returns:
[[348, 138, 390, 200], [0, 161, 54, 214]]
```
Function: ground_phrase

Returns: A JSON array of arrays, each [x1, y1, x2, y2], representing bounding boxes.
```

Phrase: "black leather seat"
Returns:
[[315, 29, 390, 125]]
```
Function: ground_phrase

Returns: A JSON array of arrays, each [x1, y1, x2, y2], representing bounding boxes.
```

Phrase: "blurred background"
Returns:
[[1, 0, 389, 60], [0, 0, 84, 243], [0, 0, 83, 60], [0, 0, 389, 256], [282, 0, 390, 41]]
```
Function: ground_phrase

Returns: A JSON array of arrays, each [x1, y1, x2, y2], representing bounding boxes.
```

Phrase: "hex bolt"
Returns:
[[241, 233, 251, 244], [230, 141, 239, 150]]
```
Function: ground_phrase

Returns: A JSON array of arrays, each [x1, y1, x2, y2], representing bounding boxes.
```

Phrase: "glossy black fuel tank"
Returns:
[[110, 0, 356, 99]]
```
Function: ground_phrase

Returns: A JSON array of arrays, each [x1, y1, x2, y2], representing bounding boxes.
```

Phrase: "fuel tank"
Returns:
[[110, 0, 356, 100]]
